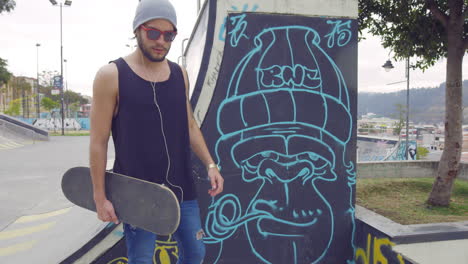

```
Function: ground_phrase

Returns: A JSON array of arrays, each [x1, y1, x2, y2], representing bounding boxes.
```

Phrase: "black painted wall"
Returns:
[[193, 13, 358, 263]]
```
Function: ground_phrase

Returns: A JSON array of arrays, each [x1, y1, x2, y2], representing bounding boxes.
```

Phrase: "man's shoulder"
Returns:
[[96, 62, 118, 80], [93, 62, 119, 95]]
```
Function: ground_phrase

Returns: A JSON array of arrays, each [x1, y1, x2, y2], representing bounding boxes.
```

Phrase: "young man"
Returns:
[[89, 0, 224, 263]]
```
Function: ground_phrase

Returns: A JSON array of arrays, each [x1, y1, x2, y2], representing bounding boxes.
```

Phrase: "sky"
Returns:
[[0, 0, 466, 97]]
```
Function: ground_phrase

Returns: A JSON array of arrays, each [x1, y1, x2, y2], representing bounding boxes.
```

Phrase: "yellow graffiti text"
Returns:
[[355, 234, 404, 264]]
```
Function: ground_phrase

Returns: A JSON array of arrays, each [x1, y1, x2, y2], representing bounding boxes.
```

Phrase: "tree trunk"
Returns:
[[427, 0, 465, 206]]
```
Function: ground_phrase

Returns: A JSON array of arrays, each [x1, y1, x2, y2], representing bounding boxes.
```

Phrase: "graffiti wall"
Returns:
[[386, 140, 417, 161], [357, 136, 417, 162], [357, 137, 398, 162], [33, 118, 82, 131], [192, 12, 358, 263], [190, 0, 358, 126], [355, 220, 415, 264]]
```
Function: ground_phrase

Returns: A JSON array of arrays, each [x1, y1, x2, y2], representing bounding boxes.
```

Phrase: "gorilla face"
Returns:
[[226, 128, 337, 263]]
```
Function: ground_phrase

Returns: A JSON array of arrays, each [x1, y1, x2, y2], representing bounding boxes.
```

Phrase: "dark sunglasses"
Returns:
[[140, 25, 177, 42]]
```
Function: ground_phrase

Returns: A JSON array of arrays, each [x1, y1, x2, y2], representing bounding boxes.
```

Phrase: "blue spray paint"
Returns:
[[218, 4, 259, 42]]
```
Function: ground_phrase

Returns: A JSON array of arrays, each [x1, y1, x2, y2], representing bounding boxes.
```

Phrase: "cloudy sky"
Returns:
[[0, 0, 466, 97]]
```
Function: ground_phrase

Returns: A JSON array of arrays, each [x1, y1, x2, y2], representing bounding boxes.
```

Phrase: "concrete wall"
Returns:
[[357, 161, 468, 181]]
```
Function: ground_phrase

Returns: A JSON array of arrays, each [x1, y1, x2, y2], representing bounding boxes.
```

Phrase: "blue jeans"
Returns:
[[124, 200, 206, 264]]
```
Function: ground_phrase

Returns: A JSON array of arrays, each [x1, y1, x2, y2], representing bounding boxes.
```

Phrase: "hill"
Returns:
[[358, 80, 468, 123]]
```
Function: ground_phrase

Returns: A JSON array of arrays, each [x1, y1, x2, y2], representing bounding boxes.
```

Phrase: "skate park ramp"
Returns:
[[357, 135, 418, 161], [35, 0, 422, 262], [0, 114, 48, 150], [42, 0, 359, 263], [189, 0, 359, 263], [6, 1, 401, 263], [357, 135, 399, 161]]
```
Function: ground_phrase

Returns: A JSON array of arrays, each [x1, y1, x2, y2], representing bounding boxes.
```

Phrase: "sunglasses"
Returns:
[[140, 25, 177, 42]]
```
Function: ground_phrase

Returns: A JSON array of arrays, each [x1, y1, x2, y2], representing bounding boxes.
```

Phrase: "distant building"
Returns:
[[0, 76, 43, 118], [358, 116, 403, 136]]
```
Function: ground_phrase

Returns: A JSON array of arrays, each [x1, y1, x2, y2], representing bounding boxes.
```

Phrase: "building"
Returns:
[[0, 76, 43, 118]]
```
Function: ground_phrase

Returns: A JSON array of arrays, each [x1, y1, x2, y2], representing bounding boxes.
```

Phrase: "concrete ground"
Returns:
[[395, 238, 468, 263], [0, 136, 115, 263]]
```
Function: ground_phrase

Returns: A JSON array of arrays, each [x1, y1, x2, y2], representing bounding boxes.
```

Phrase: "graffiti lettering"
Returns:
[[324, 20, 352, 48], [218, 4, 259, 42], [228, 14, 249, 47], [105, 236, 179, 264], [106, 257, 127, 264], [154, 236, 179, 264], [259, 64, 321, 89], [207, 49, 224, 88], [355, 234, 405, 264]]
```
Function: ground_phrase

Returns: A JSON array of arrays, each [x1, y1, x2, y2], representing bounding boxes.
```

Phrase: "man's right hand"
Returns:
[[95, 199, 120, 224]]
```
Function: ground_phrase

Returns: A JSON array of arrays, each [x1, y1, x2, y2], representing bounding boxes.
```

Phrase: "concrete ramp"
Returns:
[[357, 135, 399, 161], [16, 1, 410, 263], [187, 0, 359, 263], [357, 135, 418, 161], [0, 114, 48, 150], [0, 207, 118, 264]]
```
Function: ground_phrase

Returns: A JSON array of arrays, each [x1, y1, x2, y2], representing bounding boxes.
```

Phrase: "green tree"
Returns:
[[391, 104, 406, 137], [359, 0, 467, 206], [39, 70, 60, 90], [68, 101, 81, 117], [10, 77, 32, 117], [0, 58, 11, 113], [417, 146, 430, 160], [4, 98, 21, 116], [64, 90, 89, 105], [41, 97, 59, 114], [0, 0, 15, 14], [0, 58, 12, 86]]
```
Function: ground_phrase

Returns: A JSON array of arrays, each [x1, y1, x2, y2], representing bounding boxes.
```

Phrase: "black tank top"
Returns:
[[110, 58, 196, 202]]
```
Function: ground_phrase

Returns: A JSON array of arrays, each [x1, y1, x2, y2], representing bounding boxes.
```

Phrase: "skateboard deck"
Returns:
[[61, 166, 180, 235]]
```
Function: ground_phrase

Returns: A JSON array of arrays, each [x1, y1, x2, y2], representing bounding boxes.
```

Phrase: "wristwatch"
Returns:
[[207, 163, 218, 170]]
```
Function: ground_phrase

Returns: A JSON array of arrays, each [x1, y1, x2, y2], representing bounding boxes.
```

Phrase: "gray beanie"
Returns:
[[133, 0, 177, 32]]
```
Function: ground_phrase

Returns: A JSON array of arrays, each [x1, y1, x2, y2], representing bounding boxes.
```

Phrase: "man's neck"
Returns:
[[135, 49, 167, 71], [128, 49, 170, 82]]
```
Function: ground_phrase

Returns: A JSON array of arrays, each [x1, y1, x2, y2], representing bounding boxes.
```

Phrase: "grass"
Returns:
[[49, 130, 90, 136], [356, 177, 468, 225]]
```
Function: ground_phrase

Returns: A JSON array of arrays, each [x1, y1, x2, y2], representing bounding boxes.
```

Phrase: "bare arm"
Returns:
[[180, 66, 224, 197], [89, 63, 119, 223]]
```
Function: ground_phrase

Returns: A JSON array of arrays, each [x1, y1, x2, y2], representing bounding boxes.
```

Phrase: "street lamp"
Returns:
[[383, 57, 410, 160], [49, 0, 72, 135], [382, 60, 394, 72], [64, 59, 68, 117], [36, 43, 41, 118]]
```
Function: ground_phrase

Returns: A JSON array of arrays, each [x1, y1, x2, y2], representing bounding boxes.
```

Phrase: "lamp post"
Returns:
[[49, 0, 72, 135], [382, 57, 410, 160], [36, 43, 41, 118], [64, 58, 68, 117]]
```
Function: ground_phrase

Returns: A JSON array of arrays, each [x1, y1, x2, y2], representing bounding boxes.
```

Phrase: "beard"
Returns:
[[136, 33, 169, 62]]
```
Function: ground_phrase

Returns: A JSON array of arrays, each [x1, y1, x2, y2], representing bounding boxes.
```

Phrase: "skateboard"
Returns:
[[61, 166, 180, 235]]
